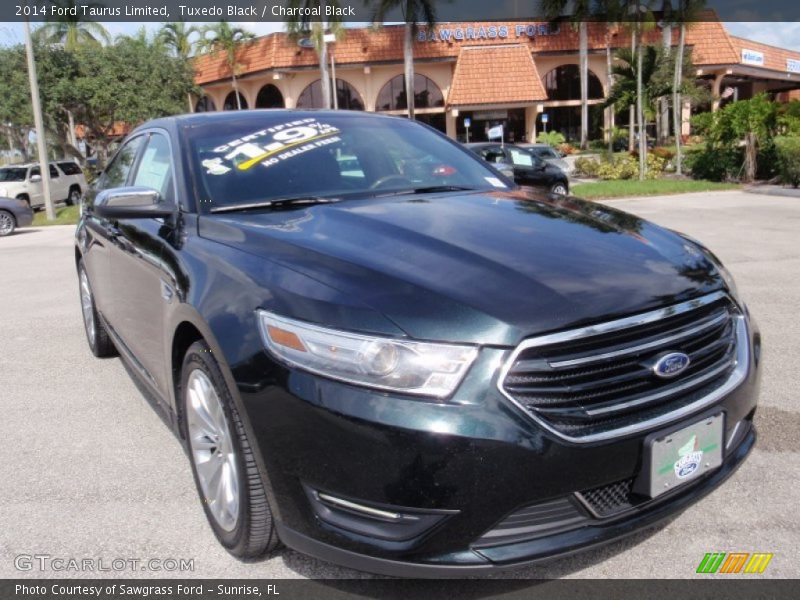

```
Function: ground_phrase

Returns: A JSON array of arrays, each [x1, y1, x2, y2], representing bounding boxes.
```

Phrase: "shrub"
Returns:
[[557, 143, 576, 155], [652, 147, 675, 161], [775, 136, 800, 188], [536, 131, 566, 147], [685, 145, 741, 181], [574, 157, 601, 177]]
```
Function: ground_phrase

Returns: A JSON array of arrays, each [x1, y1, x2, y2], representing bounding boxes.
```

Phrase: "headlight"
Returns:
[[257, 311, 478, 398]]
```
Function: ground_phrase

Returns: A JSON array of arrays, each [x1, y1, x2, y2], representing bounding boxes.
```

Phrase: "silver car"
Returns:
[[0, 196, 34, 237]]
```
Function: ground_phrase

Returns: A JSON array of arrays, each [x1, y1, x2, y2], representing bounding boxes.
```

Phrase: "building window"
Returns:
[[223, 91, 248, 111], [195, 96, 216, 112], [376, 74, 445, 111], [296, 79, 364, 111], [255, 84, 284, 109], [544, 65, 603, 101]]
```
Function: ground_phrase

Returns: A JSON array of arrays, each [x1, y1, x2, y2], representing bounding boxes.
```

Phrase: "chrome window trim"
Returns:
[[496, 292, 749, 444]]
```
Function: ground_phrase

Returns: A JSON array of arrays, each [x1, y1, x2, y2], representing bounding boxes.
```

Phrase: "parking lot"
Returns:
[[0, 190, 797, 579]]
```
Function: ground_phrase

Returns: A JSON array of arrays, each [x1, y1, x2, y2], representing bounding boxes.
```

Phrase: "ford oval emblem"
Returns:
[[652, 352, 691, 379]]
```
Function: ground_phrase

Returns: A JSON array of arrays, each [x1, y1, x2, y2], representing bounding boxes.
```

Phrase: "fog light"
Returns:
[[303, 484, 458, 544]]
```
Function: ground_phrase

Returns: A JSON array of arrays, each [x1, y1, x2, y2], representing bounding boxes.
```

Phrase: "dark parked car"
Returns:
[[76, 111, 759, 577], [0, 196, 34, 236], [466, 142, 570, 195]]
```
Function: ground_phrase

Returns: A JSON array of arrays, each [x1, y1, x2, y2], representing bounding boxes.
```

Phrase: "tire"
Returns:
[[66, 186, 81, 207], [180, 341, 279, 559], [550, 182, 569, 196], [78, 261, 117, 357], [0, 210, 16, 237]]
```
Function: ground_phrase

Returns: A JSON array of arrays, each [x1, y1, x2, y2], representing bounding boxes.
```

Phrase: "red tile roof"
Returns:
[[448, 45, 546, 106], [729, 36, 800, 72], [193, 15, 797, 87]]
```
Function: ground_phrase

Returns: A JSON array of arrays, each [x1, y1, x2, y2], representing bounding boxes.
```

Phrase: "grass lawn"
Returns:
[[572, 179, 739, 199], [32, 204, 80, 227]]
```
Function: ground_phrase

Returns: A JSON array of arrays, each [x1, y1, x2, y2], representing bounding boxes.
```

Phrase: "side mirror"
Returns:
[[29, 174, 42, 183], [94, 187, 176, 219]]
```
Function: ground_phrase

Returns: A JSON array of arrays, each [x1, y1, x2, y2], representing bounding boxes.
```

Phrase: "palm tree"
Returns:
[[672, 0, 706, 175], [596, 1, 625, 154], [34, 0, 110, 51], [541, 0, 593, 150], [158, 22, 199, 112], [199, 21, 255, 111], [367, 1, 437, 120], [658, 0, 673, 145], [287, 1, 346, 110]]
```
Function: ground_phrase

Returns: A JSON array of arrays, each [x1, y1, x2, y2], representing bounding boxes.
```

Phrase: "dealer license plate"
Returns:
[[641, 413, 724, 498]]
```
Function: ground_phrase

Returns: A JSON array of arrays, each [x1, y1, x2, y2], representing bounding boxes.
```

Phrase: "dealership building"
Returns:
[[193, 14, 800, 143]]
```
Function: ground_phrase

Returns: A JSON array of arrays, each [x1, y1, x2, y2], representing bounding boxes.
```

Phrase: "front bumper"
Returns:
[[236, 319, 760, 577]]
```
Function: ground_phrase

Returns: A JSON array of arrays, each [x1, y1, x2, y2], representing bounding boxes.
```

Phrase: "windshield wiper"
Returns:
[[210, 196, 339, 214], [411, 185, 478, 194], [373, 185, 479, 198]]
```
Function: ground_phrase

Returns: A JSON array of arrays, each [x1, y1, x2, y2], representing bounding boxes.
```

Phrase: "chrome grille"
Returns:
[[498, 292, 747, 442]]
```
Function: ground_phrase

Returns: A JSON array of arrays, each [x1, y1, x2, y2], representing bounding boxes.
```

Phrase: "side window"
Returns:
[[49, 164, 60, 178], [508, 148, 535, 167], [480, 147, 507, 164], [29, 167, 40, 180], [99, 135, 145, 190], [59, 162, 83, 176], [131, 133, 174, 203]]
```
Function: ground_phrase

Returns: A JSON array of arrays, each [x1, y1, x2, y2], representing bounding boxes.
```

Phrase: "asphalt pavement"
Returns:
[[0, 190, 797, 579]]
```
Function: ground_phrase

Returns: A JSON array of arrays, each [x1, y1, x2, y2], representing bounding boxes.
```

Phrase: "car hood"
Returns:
[[199, 190, 725, 346]]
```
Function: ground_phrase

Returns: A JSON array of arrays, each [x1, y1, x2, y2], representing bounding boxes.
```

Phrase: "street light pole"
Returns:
[[23, 16, 56, 220]]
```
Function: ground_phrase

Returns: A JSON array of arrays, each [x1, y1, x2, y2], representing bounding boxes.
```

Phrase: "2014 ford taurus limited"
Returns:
[[75, 111, 760, 577]]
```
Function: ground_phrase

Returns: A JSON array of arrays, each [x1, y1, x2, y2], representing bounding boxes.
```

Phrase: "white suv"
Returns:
[[0, 161, 88, 209]]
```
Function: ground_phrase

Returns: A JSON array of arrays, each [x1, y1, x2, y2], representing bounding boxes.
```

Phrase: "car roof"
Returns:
[[134, 109, 409, 136]]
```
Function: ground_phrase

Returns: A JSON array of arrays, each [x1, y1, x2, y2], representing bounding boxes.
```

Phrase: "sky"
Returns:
[[1, 20, 799, 51]]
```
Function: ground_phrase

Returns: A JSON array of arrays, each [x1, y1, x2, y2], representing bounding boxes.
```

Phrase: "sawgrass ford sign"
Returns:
[[419, 23, 558, 42]]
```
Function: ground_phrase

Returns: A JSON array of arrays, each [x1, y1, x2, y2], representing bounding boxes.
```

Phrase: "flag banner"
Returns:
[[487, 124, 504, 140]]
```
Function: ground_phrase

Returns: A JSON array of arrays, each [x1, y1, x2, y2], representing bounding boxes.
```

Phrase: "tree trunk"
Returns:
[[744, 132, 756, 183], [232, 74, 241, 110], [659, 23, 671, 146], [404, 22, 416, 120], [673, 23, 686, 175], [637, 29, 646, 180], [187, 92, 194, 113], [606, 34, 614, 155], [579, 21, 588, 150], [318, 23, 332, 110], [629, 29, 636, 153]]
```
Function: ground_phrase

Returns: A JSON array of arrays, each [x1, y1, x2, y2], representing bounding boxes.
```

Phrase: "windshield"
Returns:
[[185, 113, 511, 212], [0, 168, 27, 182], [507, 147, 543, 168]]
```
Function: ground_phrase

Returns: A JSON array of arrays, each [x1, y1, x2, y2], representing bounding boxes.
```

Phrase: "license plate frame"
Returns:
[[633, 413, 725, 499]]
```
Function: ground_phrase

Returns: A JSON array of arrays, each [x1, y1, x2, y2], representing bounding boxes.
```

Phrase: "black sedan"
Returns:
[[466, 142, 569, 195], [75, 111, 758, 577], [0, 196, 34, 236]]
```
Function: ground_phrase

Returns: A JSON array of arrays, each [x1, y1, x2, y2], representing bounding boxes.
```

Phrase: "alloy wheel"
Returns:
[[552, 184, 568, 196], [0, 211, 14, 236], [79, 269, 96, 346], [186, 369, 240, 532]]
